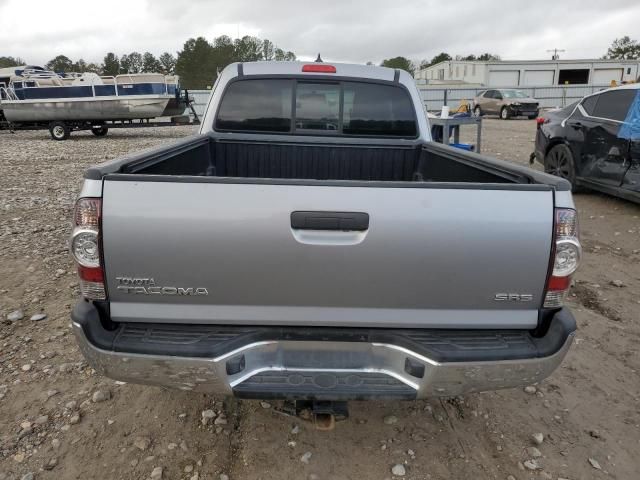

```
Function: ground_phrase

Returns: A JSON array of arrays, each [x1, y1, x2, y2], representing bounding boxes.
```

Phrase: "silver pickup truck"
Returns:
[[70, 61, 581, 402]]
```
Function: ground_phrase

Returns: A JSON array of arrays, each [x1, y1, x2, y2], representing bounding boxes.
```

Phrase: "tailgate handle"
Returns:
[[290, 211, 369, 231]]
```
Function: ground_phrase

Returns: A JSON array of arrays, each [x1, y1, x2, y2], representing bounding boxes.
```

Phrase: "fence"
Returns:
[[189, 84, 611, 117], [419, 84, 611, 112], [189, 90, 212, 117]]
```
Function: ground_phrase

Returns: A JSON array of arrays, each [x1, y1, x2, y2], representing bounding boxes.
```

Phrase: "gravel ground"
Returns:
[[1, 121, 639, 480]]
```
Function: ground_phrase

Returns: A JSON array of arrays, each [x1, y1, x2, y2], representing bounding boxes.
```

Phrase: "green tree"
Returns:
[[262, 39, 275, 61], [604, 36, 640, 60], [119, 52, 143, 73], [212, 35, 236, 68], [158, 52, 176, 74], [142, 52, 162, 72], [46, 55, 73, 72], [102, 53, 120, 76], [72, 58, 87, 72], [477, 52, 501, 61], [428, 52, 452, 66], [274, 48, 296, 61], [234, 36, 263, 62], [175, 35, 297, 88], [127, 52, 143, 73], [0, 56, 25, 68], [119, 54, 130, 74], [175, 37, 216, 89], [85, 62, 102, 74], [381, 56, 414, 75]]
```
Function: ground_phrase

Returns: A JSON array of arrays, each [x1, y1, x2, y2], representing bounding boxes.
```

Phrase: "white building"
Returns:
[[415, 59, 640, 87]]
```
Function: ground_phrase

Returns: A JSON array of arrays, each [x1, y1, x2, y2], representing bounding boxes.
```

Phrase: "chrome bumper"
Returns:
[[72, 321, 573, 398]]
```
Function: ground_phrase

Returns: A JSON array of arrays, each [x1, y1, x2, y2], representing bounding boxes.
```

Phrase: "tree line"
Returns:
[[0, 35, 295, 89], [380, 52, 501, 76], [174, 36, 295, 89], [2, 36, 638, 87]]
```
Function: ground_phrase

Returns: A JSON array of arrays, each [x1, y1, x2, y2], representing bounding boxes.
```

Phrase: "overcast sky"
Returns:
[[1, 0, 639, 66]]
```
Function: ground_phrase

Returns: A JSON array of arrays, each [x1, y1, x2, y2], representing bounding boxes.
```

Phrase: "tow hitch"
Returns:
[[276, 400, 349, 431]]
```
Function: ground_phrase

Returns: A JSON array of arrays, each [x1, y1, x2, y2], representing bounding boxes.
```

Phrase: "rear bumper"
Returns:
[[72, 302, 575, 400]]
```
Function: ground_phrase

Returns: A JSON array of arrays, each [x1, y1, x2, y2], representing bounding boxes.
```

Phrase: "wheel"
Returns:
[[49, 121, 70, 141], [91, 126, 108, 137], [544, 144, 583, 192], [500, 106, 511, 120], [473, 105, 482, 117]]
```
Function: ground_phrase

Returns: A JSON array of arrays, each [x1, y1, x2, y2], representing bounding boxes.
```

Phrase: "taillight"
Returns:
[[543, 208, 581, 308], [536, 117, 548, 129], [302, 64, 336, 73], [71, 198, 105, 300]]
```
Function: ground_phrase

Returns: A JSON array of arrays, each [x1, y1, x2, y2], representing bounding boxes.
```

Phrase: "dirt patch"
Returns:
[[1, 121, 640, 480], [572, 283, 623, 322]]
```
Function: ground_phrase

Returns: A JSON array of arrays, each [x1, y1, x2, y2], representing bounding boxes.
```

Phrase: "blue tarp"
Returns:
[[619, 89, 640, 140]]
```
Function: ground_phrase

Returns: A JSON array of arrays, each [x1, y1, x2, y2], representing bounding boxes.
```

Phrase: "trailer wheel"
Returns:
[[91, 126, 109, 137], [49, 121, 70, 141]]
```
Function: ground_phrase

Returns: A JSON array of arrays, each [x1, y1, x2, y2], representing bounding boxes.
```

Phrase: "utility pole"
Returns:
[[547, 48, 565, 60]]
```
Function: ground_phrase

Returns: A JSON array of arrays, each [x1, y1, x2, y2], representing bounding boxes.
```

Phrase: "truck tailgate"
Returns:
[[101, 179, 554, 328]]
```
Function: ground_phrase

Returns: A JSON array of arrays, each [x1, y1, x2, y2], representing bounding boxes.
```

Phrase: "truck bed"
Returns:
[[86, 133, 569, 188]]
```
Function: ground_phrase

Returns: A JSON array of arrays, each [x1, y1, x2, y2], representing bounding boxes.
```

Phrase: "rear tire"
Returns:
[[544, 144, 583, 192], [49, 121, 70, 141], [91, 126, 108, 137], [473, 105, 482, 117], [500, 106, 510, 120]]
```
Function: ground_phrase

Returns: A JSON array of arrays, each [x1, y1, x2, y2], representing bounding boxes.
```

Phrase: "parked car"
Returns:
[[533, 84, 640, 204], [70, 61, 580, 409], [473, 89, 539, 119]]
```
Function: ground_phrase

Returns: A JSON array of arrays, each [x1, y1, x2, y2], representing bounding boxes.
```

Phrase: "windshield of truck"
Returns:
[[216, 78, 417, 137], [501, 90, 529, 99]]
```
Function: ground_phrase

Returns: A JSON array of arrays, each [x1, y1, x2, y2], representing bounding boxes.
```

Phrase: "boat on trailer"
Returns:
[[1, 68, 172, 122]]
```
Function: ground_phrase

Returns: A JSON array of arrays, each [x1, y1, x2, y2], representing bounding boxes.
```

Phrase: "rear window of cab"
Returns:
[[215, 78, 418, 138]]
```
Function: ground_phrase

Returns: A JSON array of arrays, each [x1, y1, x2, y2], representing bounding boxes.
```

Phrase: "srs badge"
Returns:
[[115, 277, 209, 296], [494, 293, 533, 302]]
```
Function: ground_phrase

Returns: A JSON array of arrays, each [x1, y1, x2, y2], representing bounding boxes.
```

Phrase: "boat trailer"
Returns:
[[0, 93, 201, 141]]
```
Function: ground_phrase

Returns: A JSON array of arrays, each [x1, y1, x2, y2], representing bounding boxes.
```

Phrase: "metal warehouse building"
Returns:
[[415, 59, 640, 87]]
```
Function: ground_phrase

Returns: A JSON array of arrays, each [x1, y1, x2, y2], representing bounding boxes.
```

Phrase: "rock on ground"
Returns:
[[134, 436, 151, 451], [383, 415, 398, 425], [526, 446, 542, 458], [531, 432, 544, 445], [589, 458, 602, 470], [7, 310, 24, 321], [391, 464, 406, 476], [92, 389, 111, 403], [150, 466, 163, 479]]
